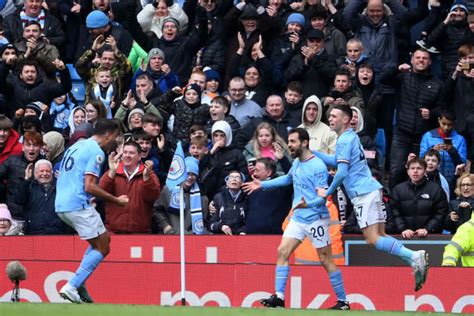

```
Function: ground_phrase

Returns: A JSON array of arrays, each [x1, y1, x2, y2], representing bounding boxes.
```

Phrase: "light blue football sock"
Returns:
[[275, 266, 290, 299], [329, 270, 347, 302], [376, 236, 414, 265], [69, 249, 104, 289]]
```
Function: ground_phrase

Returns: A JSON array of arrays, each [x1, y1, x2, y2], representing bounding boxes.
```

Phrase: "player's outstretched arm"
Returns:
[[312, 151, 337, 167], [324, 162, 349, 197], [85, 174, 129, 206]]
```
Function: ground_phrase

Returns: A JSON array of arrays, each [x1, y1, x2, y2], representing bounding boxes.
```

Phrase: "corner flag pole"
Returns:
[[179, 183, 186, 306]]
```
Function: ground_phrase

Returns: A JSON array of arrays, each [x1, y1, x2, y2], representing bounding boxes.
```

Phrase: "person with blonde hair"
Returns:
[[445, 173, 474, 234], [243, 122, 291, 176]]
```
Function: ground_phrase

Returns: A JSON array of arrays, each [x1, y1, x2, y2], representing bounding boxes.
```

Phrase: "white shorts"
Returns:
[[351, 190, 386, 229], [283, 217, 331, 249], [58, 207, 106, 240]]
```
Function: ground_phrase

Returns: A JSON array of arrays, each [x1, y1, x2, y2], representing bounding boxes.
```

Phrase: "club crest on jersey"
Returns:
[[96, 155, 104, 164]]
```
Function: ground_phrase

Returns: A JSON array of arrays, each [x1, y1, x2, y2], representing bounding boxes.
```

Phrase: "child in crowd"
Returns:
[[206, 96, 241, 140], [50, 94, 77, 136], [87, 67, 116, 118]]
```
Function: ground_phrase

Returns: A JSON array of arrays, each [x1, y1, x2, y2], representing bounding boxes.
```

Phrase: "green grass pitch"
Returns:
[[0, 304, 460, 316]]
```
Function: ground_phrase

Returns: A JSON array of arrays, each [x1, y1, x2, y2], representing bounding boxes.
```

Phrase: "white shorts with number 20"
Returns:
[[283, 217, 331, 249], [351, 189, 386, 229]]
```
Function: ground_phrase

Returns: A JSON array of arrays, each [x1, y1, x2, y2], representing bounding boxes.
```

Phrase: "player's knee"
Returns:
[[277, 245, 291, 261]]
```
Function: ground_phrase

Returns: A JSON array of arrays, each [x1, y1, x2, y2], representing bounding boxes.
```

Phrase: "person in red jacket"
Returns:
[[0, 115, 22, 165], [99, 140, 160, 233]]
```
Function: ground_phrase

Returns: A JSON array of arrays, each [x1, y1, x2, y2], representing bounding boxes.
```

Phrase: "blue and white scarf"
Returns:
[[93, 84, 114, 119], [168, 183, 204, 234], [20, 9, 46, 29]]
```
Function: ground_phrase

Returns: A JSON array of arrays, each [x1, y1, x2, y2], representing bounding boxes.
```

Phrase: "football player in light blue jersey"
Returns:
[[314, 104, 429, 292], [56, 119, 129, 303], [243, 128, 349, 310]]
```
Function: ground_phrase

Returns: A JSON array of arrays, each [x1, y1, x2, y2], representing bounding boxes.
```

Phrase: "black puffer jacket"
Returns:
[[390, 178, 448, 233], [380, 67, 443, 137], [445, 72, 474, 134], [209, 188, 247, 234], [14, 178, 72, 235], [0, 154, 42, 219]]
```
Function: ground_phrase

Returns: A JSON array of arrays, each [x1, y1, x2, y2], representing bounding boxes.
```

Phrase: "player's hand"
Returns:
[[116, 195, 129, 206], [242, 176, 261, 195], [222, 225, 232, 235], [415, 228, 428, 237], [401, 229, 415, 239], [290, 196, 307, 213], [449, 211, 459, 222], [24, 163, 34, 180], [316, 187, 327, 198]]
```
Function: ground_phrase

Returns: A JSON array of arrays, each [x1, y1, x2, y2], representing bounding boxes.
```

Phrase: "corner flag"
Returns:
[[166, 141, 187, 188]]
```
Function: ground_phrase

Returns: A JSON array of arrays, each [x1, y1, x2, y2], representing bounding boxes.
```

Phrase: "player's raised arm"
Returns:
[[321, 162, 349, 198], [312, 151, 337, 167], [85, 174, 129, 206]]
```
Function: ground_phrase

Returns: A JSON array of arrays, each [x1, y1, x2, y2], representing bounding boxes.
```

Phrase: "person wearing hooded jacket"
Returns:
[[42, 131, 65, 174], [298, 95, 336, 154], [350, 106, 378, 170], [200, 120, 249, 200]]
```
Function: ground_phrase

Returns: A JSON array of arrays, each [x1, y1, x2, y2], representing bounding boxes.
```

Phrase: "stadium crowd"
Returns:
[[0, 0, 473, 241]]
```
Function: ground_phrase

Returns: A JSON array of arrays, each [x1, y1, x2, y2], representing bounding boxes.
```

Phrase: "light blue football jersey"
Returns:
[[55, 138, 105, 212], [261, 155, 329, 223], [336, 129, 382, 199]]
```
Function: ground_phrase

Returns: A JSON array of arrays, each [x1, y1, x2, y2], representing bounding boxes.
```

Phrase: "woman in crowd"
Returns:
[[445, 173, 474, 234], [243, 122, 291, 176], [85, 101, 107, 128]]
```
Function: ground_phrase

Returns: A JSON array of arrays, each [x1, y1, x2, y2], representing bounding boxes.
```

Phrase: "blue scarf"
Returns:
[[168, 183, 204, 234]]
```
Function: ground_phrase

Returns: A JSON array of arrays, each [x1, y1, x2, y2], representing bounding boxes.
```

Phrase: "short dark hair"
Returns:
[[123, 140, 142, 154], [24, 20, 42, 30], [133, 131, 152, 142], [288, 127, 310, 144], [142, 113, 162, 126], [286, 81, 302, 95], [19, 60, 38, 72], [309, 4, 328, 20], [335, 67, 351, 79], [93, 119, 121, 136], [256, 157, 276, 176], [211, 96, 230, 110], [136, 72, 153, 82], [424, 149, 440, 161], [330, 104, 353, 120], [190, 124, 207, 136], [407, 157, 427, 170], [438, 109, 456, 122]]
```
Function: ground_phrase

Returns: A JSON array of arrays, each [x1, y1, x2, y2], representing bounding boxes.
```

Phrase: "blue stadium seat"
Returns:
[[71, 83, 86, 105], [66, 64, 81, 81]]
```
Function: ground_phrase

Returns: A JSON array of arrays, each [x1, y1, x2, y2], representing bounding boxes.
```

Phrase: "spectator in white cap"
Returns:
[[137, 0, 189, 39], [200, 120, 249, 199]]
